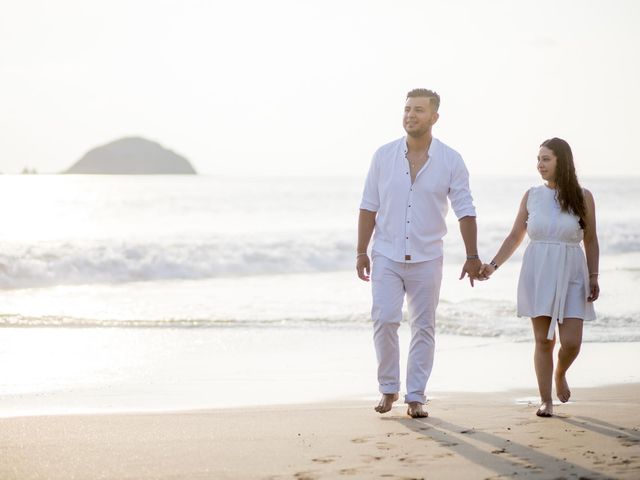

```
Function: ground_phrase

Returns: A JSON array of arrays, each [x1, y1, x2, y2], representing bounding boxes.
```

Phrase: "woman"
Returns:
[[480, 137, 600, 417]]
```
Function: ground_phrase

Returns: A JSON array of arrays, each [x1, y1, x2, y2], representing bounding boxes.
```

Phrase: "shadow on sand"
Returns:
[[388, 415, 614, 479]]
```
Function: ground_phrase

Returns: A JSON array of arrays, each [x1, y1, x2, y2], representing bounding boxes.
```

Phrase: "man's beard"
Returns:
[[405, 125, 429, 138]]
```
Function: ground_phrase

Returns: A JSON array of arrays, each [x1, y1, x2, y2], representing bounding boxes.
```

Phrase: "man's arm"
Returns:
[[458, 215, 481, 286], [447, 154, 480, 286], [356, 209, 376, 281]]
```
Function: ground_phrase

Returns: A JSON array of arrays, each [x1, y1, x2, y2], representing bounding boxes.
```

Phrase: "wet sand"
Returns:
[[1, 383, 639, 479]]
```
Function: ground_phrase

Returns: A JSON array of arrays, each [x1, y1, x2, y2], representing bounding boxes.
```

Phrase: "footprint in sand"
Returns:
[[439, 442, 459, 447], [379, 475, 425, 479], [619, 436, 640, 447], [397, 456, 417, 464], [338, 468, 360, 475], [294, 472, 319, 480], [434, 452, 454, 459], [351, 437, 371, 444], [311, 456, 339, 464], [376, 441, 396, 450], [515, 419, 537, 426], [360, 455, 383, 463]]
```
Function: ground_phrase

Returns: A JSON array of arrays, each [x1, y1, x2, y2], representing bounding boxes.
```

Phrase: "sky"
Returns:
[[1, 0, 639, 176]]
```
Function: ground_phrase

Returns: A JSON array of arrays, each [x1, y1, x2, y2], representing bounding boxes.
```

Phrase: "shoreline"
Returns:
[[2, 383, 639, 479], [2, 333, 639, 419], [2, 378, 639, 420]]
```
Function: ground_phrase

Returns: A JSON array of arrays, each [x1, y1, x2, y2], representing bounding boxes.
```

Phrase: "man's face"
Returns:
[[403, 97, 439, 137]]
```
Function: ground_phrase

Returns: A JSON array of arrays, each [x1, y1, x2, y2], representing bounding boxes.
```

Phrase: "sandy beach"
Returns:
[[2, 383, 639, 479]]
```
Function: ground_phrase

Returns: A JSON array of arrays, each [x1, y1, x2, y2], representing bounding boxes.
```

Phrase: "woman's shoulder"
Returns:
[[532, 183, 551, 191], [524, 185, 549, 209], [582, 187, 596, 208], [526, 184, 546, 197]]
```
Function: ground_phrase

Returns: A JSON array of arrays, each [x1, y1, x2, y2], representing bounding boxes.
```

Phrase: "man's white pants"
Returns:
[[371, 254, 443, 404]]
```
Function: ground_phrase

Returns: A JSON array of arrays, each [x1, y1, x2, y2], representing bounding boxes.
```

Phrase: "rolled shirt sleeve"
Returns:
[[448, 154, 476, 219], [360, 152, 380, 212]]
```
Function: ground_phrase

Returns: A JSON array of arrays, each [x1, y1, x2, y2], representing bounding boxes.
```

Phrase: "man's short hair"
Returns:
[[406, 88, 440, 111]]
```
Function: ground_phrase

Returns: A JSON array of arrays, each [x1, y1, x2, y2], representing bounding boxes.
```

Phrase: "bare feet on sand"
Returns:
[[536, 400, 554, 417], [407, 402, 428, 418], [555, 372, 571, 403], [374, 393, 398, 414]]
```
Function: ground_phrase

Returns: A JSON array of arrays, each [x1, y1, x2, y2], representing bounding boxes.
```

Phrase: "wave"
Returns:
[[0, 237, 355, 289], [2, 312, 638, 342], [1, 221, 638, 289], [0, 313, 370, 329]]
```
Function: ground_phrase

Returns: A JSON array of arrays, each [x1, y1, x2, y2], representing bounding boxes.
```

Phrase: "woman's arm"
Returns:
[[582, 189, 600, 301], [480, 190, 529, 278]]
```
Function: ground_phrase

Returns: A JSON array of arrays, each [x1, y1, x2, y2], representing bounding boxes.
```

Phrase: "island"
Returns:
[[64, 137, 196, 174]]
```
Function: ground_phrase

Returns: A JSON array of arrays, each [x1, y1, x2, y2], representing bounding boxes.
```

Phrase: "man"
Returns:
[[357, 88, 481, 418]]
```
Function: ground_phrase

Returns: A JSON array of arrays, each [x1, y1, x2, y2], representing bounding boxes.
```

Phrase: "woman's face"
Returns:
[[537, 146, 557, 182]]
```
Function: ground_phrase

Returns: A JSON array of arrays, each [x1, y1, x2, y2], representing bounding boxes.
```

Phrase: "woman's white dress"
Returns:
[[517, 185, 596, 340]]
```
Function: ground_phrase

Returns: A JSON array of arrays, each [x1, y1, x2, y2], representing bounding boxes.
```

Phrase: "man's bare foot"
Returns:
[[536, 400, 553, 417], [555, 372, 571, 403], [374, 393, 398, 414], [407, 402, 428, 418]]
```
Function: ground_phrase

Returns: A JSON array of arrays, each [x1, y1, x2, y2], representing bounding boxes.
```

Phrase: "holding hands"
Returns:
[[478, 261, 498, 280], [459, 257, 483, 287], [460, 258, 499, 286]]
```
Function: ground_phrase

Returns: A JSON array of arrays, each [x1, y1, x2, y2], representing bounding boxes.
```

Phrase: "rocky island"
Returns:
[[64, 137, 196, 174]]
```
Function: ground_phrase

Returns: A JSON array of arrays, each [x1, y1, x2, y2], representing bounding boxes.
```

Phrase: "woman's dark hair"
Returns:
[[541, 137, 586, 229]]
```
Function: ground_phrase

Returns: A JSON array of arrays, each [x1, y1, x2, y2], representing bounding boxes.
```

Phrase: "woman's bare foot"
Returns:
[[536, 400, 554, 417], [555, 372, 571, 403], [407, 402, 428, 418], [374, 393, 398, 414]]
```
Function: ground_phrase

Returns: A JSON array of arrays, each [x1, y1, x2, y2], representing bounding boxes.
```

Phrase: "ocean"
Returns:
[[1, 174, 638, 415]]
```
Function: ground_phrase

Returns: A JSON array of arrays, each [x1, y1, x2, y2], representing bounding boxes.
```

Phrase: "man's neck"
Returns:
[[406, 132, 433, 152]]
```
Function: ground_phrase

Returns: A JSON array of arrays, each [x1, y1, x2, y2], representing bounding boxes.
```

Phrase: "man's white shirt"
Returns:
[[360, 136, 476, 263]]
